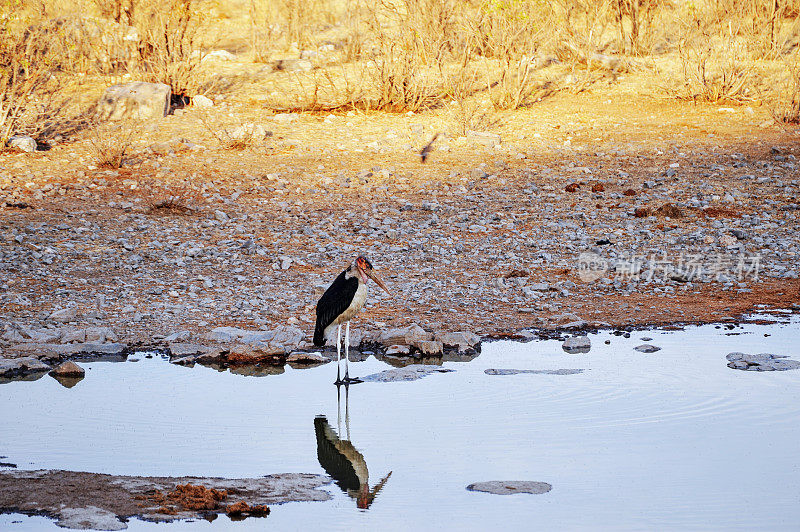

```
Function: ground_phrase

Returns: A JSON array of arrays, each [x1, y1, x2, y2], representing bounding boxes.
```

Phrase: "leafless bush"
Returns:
[[134, 0, 206, 96], [676, 35, 757, 103], [0, 8, 73, 145], [88, 120, 140, 168], [771, 55, 800, 123]]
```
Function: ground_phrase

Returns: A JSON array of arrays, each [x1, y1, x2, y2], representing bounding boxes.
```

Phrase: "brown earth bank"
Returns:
[[0, 469, 332, 530], [1, 91, 800, 368]]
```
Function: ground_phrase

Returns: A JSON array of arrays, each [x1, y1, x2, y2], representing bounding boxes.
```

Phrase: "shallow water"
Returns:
[[2, 316, 800, 531]]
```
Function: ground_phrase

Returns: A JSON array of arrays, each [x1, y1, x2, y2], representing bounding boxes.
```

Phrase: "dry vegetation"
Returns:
[[0, 0, 799, 144]]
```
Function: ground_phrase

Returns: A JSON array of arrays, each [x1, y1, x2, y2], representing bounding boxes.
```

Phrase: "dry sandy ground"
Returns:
[[1, 89, 800, 352]]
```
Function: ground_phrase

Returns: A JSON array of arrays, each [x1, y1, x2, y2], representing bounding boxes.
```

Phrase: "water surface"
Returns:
[[1, 316, 799, 530]]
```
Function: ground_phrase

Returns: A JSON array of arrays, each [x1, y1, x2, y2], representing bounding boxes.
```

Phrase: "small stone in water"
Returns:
[[466, 480, 552, 495], [634, 344, 661, 353]]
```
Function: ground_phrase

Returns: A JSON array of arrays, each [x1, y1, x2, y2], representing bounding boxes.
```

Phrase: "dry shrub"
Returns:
[[135, 0, 206, 97], [0, 6, 74, 144], [771, 55, 800, 124], [468, 0, 550, 109], [676, 35, 757, 103], [88, 120, 140, 168], [146, 180, 201, 215], [248, 0, 339, 60]]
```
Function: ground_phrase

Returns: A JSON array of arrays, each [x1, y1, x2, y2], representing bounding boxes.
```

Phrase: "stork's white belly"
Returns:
[[334, 282, 368, 325]]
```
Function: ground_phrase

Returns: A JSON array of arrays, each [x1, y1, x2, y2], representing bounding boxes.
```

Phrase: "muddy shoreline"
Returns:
[[0, 469, 332, 529]]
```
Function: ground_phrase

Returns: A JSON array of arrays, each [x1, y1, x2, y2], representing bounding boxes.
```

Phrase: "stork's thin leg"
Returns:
[[345, 382, 351, 441], [335, 324, 342, 385], [336, 381, 342, 434], [344, 321, 350, 382]]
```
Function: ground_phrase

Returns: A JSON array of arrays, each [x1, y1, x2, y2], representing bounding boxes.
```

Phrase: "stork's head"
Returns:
[[355, 255, 390, 294]]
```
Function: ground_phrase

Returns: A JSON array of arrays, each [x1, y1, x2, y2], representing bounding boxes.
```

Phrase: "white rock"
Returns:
[[7, 136, 36, 153], [96, 81, 171, 120], [192, 94, 214, 108]]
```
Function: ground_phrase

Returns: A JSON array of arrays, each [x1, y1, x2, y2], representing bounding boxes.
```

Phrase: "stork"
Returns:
[[314, 256, 389, 384]]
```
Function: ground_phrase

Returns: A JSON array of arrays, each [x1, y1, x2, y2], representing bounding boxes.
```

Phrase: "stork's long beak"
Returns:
[[366, 270, 390, 294]]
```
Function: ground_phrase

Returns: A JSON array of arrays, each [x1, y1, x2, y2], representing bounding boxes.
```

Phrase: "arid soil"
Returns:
[[1, 91, 800, 360]]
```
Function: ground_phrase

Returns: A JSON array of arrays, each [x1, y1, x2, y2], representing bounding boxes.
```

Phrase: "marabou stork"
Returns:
[[314, 256, 389, 384]]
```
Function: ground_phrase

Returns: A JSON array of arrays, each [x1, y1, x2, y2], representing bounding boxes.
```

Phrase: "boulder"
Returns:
[[96, 81, 171, 120]]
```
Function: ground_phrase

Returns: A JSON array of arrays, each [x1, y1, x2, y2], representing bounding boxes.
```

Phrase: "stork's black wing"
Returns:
[[314, 270, 359, 346], [314, 416, 362, 491]]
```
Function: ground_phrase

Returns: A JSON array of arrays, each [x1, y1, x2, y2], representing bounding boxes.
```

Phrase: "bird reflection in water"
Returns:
[[314, 384, 392, 509]]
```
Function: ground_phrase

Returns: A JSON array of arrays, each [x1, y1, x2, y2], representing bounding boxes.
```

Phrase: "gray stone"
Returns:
[[169, 342, 214, 358], [268, 325, 304, 350], [435, 331, 481, 352], [205, 326, 248, 342], [56, 506, 127, 530], [7, 136, 36, 153], [485, 368, 584, 375], [634, 344, 661, 353], [0, 356, 51, 378], [49, 308, 79, 322], [466, 480, 552, 495], [562, 336, 591, 353], [361, 365, 454, 382], [379, 324, 432, 346], [163, 330, 190, 342], [726, 352, 800, 371], [96, 82, 171, 121]]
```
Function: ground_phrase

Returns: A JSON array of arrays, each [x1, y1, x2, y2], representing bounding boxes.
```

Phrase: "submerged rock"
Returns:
[[466, 480, 552, 495], [361, 365, 453, 382], [634, 344, 661, 353], [726, 352, 800, 371], [562, 336, 591, 354], [485, 368, 584, 375], [56, 506, 126, 531]]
